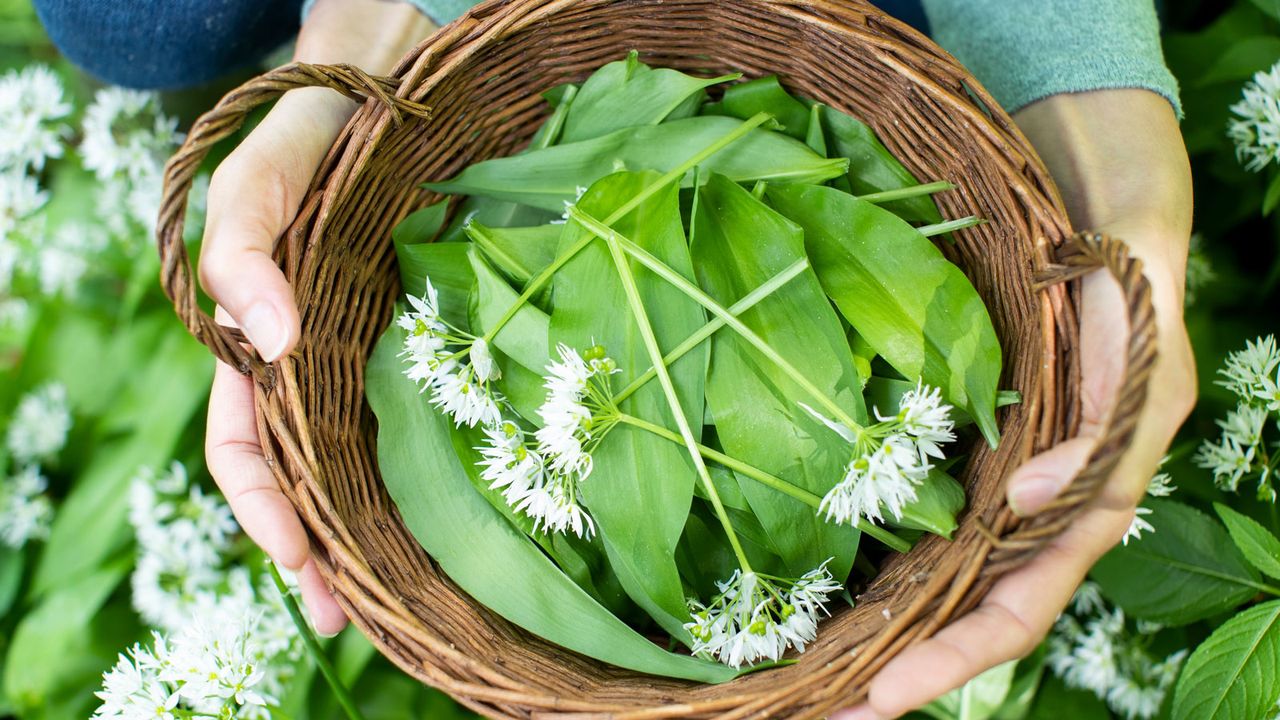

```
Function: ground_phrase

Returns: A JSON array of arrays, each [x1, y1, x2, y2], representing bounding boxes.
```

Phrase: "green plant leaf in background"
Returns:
[[365, 324, 734, 683], [425, 116, 848, 211], [719, 75, 812, 140], [1091, 500, 1266, 626], [551, 171, 706, 640], [690, 173, 864, 579], [1172, 598, 1280, 720], [1215, 502, 1280, 579], [559, 50, 736, 143], [765, 183, 1002, 446], [918, 659, 1017, 720]]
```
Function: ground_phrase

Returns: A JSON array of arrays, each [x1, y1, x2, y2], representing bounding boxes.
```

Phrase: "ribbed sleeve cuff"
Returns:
[[920, 0, 1182, 118]]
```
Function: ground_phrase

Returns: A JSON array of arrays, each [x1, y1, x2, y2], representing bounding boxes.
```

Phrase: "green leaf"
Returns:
[[1215, 503, 1280, 580], [465, 221, 560, 288], [0, 546, 22, 618], [820, 105, 944, 224], [719, 75, 812, 140], [391, 200, 448, 246], [919, 659, 1017, 720], [765, 183, 1002, 446], [804, 102, 828, 156], [691, 173, 864, 579], [1263, 173, 1280, 217], [864, 376, 1019, 431], [1091, 500, 1265, 626], [395, 241, 474, 328], [1026, 674, 1110, 720], [551, 171, 705, 640], [32, 325, 211, 598], [467, 250, 551, 421], [4, 559, 128, 710], [527, 83, 578, 150], [365, 323, 735, 683], [892, 470, 965, 540], [1173, 599, 1280, 720], [425, 116, 849, 212], [560, 51, 736, 143]]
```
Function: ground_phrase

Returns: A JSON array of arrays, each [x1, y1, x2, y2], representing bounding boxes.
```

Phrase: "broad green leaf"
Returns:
[[691, 173, 864, 579], [820, 105, 944, 224], [1215, 503, 1280, 580], [551, 171, 704, 640], [892, 470, 965, 540], [766, 184, 1002, 446], [678, 503, 785, 601], [804, 102, 828, 156], [465, 221, 560, 287], [719, 75, 812, 140], [391, 200, 448, 246], [561, 51, 736, 143], [366, 325, 734, 682], [1026, 674, 1110, 719], [0, 546, 22, 617], [1173, 599, 1280, 720], [468, 250, 551, 421], [425, 116, 849, 212], [395, 241, 474, 328], [1091, 500, 1264, 625], [32, 325, 210, 598], [4, 559, 128, 710]]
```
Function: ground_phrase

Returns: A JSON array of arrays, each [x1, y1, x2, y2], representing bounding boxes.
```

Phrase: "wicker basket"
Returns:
[[156, 1, 1157, 717]]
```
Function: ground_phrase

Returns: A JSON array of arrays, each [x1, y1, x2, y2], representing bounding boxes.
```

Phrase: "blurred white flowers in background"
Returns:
[[1229, 61, 1280, 172]]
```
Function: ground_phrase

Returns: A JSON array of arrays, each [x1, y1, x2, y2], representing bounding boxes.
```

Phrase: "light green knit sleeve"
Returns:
[[919, 0, 1181, 116]]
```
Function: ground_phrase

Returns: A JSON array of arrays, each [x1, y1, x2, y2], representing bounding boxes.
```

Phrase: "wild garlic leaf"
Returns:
[[766, 184, 1002, 447], [424, 116, 849, 212], [820, 105, 944, 224], [890, 470, 966, 540], [551, 171, 705, 641], [1172, 599, 1280, 720], [395, 242, 473, 330], [390, 199, 448, 246], [560, 51, 737, 143], [467, 250, 550, 421], [1215, 502, 1280, 580], [465, 221, 560, 288], [365, 325, 736, 682], [691, 173, 864, 580], [718, 75, 812, 140], [1091, 500, 1263, 625]]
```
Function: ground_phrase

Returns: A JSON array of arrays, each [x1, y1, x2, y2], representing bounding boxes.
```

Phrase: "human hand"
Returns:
[[835, 89, 1196, 718], [201, 0, 433, 635]]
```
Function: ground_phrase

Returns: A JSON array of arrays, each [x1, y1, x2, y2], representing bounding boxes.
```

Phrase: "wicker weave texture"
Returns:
[[157, 1, 1156, 718]]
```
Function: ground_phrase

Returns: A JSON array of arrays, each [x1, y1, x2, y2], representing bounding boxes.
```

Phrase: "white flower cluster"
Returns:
[[1048, 582, 1187, 720], [475, 343, 620, 538], [397, 279, 503, 429], [0, 65, 71, 175], [81, 88, 182, 239], [805, 381, 956, 527], [0, 383, 69, 548], [684, 561, 842, 669], [1229, 61, 1280, 172], [1194, 335, 1280, 501], [93, 608, 276, 720], [1123, 462, 1177, 546], [116, 461, 301, 716]]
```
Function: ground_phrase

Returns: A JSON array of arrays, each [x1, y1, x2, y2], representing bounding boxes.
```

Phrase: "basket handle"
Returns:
[[984, 231, 1158, 573], [156, 62, 431, 385]]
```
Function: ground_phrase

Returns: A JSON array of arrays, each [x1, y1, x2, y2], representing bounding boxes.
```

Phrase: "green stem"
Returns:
[[919, 215, 984, 237], [857, 181, 954, 204], [617, 414, 912, 554], [570, 206, 863, 433], [268, 564, 367, 720], [604, 237, 753, 572], [603, 112, 772, 225], [614, 257, 810, 404], [479, 112, 773, 343]]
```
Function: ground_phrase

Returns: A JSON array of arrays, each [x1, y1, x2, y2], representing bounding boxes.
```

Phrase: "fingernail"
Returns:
[[1009, 474, 1068, 517], [241, 302, 288, 362], [315, 626, 341, 639]]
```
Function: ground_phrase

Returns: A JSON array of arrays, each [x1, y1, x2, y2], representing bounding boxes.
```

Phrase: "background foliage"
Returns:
[[1, 0, 1277, 718]]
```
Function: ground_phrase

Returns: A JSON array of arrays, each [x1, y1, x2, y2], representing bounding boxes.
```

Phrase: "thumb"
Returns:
[[197, 90, 352, 362], [1006, 436, 1096, 517]]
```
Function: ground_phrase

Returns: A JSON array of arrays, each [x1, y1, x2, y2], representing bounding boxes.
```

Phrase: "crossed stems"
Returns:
[[465, 113, 954, 562]]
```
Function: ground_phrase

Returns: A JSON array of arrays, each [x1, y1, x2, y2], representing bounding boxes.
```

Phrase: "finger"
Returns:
[[841, 504, 1133, 719], [1006, 436, 1096, 516], [206, 352, 310, 571], [199, 153, 301, 363], [298, 557, 349, 636]]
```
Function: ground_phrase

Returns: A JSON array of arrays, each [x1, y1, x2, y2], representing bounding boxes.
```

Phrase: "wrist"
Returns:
[[296, 0, 436, 73]]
